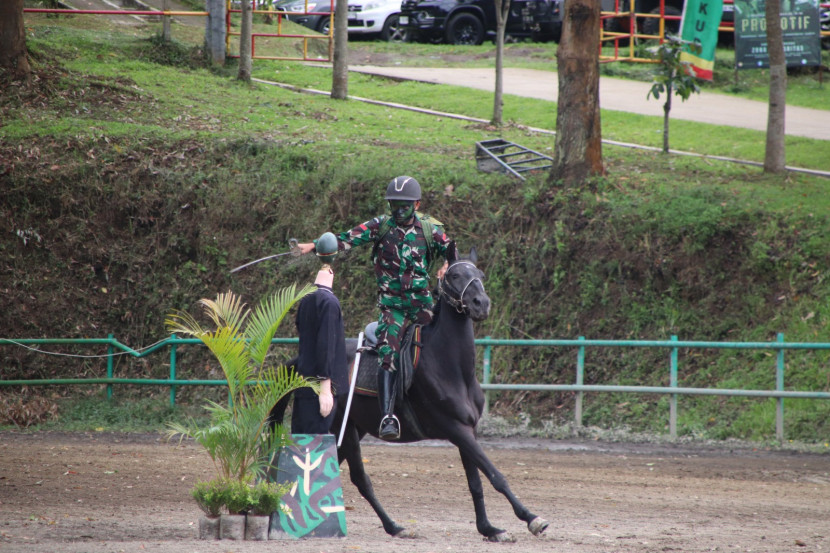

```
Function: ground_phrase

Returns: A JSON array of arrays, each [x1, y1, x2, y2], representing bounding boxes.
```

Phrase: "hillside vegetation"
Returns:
[[2, 13, 830, 443]]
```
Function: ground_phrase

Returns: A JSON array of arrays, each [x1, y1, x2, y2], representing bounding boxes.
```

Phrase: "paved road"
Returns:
[[350, 66, 830, 141]]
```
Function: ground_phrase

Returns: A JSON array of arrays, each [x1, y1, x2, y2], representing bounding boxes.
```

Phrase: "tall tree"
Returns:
[[237, 0, 253, 82], [550, 0, 603, 186], [0, 0, 31, 81], [764, 0, 786, 173], [331, 0, 348, 99], [491, 0, 511, 126]]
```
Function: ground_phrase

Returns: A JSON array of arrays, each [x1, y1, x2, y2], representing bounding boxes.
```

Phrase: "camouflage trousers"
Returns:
[[375, 292, 433, 372]]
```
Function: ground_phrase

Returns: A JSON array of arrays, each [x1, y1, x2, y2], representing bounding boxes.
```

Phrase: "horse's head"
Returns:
[[438, 243, 490, 321]]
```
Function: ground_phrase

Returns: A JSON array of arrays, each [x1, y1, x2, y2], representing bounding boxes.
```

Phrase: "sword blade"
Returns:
[[229, 250, 293, 273]]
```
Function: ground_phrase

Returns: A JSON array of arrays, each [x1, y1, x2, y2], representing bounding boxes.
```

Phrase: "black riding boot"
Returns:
[[378, 369, 401, 441]]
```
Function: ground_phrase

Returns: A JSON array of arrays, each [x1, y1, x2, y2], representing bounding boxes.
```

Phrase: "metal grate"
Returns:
[[475, 138, 552, 181]]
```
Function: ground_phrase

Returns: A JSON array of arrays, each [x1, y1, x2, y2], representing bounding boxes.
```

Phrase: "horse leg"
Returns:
[[337, 421, 406, 537], [450, 426, 549, 538], [459, 450, 507, 540]]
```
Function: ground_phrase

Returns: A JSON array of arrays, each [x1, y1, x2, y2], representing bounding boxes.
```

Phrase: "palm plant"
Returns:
[[165, 285, 318, 483]]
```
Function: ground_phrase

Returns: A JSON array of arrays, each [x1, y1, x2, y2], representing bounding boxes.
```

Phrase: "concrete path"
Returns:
[[350, 65, 830, 141]]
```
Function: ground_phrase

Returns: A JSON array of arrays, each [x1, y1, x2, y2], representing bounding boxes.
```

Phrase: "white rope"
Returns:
[[1, 338, 168, 359]]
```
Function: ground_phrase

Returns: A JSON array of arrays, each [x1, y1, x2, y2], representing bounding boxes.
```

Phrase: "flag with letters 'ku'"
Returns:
[[679, 0, 724, 80]]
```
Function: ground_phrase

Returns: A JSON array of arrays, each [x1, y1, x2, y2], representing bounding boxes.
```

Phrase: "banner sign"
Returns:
[[679, 0, 725, 80], [734, 0, 822, 69]]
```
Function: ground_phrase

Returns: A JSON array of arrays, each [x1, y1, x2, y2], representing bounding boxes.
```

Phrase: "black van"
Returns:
[[399, 0, 562, 44]]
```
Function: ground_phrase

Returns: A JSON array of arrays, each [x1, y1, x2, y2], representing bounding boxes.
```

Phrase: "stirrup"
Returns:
[[378, 414, 401, 441]]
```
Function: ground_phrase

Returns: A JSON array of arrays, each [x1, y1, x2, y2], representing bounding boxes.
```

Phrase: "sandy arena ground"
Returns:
[[0, 431, 828, 553]]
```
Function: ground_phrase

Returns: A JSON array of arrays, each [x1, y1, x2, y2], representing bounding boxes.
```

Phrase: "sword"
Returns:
[[338, 331, 364, 448], [230, 239, 299, 273]]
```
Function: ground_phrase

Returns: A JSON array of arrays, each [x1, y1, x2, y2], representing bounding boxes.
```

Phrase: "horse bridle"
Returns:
[[437, 261, 484, 314]]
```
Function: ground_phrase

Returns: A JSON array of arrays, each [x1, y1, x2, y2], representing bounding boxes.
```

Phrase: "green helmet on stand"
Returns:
[[315, 232, 339, 264]]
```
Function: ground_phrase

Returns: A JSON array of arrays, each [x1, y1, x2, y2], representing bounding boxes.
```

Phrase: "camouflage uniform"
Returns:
[[334, 215, 451, 372]]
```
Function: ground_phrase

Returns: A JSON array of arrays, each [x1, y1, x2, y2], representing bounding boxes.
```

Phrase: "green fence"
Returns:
[[3, 334, 830, 441]]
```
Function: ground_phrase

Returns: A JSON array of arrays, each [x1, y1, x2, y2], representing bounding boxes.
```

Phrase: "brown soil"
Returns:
[[1, 431, 828, 553]]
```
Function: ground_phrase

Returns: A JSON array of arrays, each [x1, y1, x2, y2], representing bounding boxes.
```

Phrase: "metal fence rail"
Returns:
[[2, 334, 830, 441]]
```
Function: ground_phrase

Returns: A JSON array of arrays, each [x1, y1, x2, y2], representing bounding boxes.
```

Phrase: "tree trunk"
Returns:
[[331, 0, 349, 99], [205, 0, 227, 66], [0, 0, 31, 81], [237, 0, 253, 82], [162, 0, 172, 42], [662, 79, 672, 153], [491, 0, 510, 126], [764, 0, 786, 173], [550, 0, 603, 187]]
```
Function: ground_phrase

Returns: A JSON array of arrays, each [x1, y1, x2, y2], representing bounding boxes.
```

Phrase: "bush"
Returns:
[[191, 478, 226, 517], [249, 480, 289, 516], [221, 478, 253, 515]]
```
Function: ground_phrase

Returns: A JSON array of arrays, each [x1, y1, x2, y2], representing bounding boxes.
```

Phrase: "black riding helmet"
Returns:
[[386, 176, 421, 224], [385, 176, 421, 201]]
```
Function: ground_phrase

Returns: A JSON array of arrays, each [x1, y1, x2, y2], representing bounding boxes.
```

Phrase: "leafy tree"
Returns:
[[647, 36, 701, 154], [165, 286, 318, 482]]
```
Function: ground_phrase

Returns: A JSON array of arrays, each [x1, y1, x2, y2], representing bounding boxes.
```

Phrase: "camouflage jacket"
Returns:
[[336, 215, 451, 298]]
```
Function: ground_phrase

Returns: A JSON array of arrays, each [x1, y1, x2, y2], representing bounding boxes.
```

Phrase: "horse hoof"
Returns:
[[394, 529, 420, 539], [528, 516, 550, 536], [487, 531, 516, 543]]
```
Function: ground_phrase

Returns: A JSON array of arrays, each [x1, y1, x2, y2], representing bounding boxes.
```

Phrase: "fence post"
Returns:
[[482, 337, 491, 416], [106, 333, 114, 401], [575, 336, 585, 428], [776, 332, 785, 442], [169, 334, 178, 407], [670, 334, 678, 440]]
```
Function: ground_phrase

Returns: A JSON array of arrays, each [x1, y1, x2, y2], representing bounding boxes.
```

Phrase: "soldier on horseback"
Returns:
[[297, 175, 453, 441]]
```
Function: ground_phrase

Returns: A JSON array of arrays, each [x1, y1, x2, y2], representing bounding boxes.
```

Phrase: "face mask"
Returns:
[[390, 201, 415, 224]]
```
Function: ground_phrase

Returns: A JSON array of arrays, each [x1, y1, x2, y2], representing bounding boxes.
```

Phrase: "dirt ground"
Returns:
[[1, 432, 828, 553]]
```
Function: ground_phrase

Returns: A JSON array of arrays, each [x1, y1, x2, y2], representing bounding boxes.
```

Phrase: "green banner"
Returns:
[[679, 0, 725, 80], [734, 0, 822, 69]]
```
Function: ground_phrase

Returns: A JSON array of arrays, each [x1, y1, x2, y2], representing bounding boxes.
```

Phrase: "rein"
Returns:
[[438, 261, 484, 315]]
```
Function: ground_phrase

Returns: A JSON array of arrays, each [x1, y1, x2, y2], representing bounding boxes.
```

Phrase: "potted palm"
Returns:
[[165, 286, 318, 540]]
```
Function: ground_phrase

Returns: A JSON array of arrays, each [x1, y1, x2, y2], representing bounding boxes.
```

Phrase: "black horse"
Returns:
[[271, 244, 549, 541]]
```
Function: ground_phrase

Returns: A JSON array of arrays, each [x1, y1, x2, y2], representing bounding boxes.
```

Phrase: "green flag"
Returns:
[[679, 0, 724, 80]]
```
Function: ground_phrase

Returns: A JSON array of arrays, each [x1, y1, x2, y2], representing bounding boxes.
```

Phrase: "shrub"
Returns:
[[191, 478, 227, 517]]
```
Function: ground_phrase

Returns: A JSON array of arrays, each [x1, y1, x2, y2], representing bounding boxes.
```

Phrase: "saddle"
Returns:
[[353, 321, 422, 399], [351, 321, 427, 439]]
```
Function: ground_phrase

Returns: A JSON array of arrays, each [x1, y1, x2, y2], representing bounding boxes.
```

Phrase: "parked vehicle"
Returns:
[[399, 0, 559, 45], [274, 0, 333, 34], [348, 0, 408, 41], [518, 0, 562, 43], [273, 0, 406, 41]]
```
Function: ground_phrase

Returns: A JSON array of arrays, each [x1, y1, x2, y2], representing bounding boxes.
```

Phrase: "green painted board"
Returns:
[[269, 434, 347, 539]]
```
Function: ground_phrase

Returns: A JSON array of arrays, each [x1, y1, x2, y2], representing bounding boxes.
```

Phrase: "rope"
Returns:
[[1, 338, 168, 359]]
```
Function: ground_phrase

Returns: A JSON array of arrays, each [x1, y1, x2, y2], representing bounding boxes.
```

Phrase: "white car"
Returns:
[[347, 0, 408, 41]]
